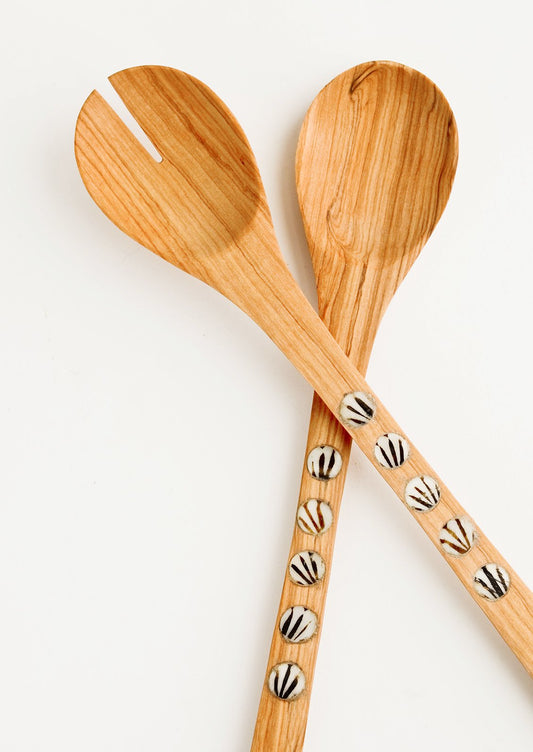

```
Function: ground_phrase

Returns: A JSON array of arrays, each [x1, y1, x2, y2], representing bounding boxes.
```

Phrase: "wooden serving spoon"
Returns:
[[74, 66, 533, 694], [251, 60, 458, 751]]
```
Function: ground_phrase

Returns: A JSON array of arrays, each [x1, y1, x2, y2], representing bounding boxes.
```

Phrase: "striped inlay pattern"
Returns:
[[474, 563, 511, 601], [279, 606, 318, 643], [339, 391, 376, 428], [306, 445, 342, 480], [268, 662, 306, 701], [296, 499, 333, 536], [440, 516, 477, 556], [405, 475, 441, 512], [289, 550, 326, 586], [374, 433, 410, 468]]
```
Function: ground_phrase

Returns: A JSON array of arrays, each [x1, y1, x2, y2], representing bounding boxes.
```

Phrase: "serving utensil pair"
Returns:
[[74, 61, 533, 750]]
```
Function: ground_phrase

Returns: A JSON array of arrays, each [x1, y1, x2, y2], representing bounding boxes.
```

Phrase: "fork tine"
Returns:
[[109, 66, 220, 162], [108, 66, 259, 197], [75, 89, 169, 251], [109, 67, 190, 157]]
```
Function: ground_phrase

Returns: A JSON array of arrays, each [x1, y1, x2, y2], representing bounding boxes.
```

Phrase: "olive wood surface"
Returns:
[[74, 67, 533, 719]]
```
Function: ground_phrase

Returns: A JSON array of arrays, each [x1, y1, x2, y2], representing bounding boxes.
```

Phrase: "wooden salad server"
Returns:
[[252, 60, 458, 751], [74, 65, 533, 698]]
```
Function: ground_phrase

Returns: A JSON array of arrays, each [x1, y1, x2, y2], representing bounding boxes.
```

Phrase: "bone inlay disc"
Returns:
[[289, 550, 326, 586], [405, 475, 441, 512], [306, 445, 342, 480], [440, 516, 477, 556], [268, 662, 306, 701], [339, 391, 376, 427], [296, 499, 333, 536], [474, 563, 511, 601], [374, 433, 410, 468], [279, 606, 319, 643]]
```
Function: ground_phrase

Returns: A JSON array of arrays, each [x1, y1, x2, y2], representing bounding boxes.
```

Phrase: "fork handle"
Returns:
[[240, 263, 533, 686], [309, 384, 533, 676]]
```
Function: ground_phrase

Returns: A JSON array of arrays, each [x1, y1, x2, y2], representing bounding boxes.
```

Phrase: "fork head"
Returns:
[[75, 66, 268, 281]]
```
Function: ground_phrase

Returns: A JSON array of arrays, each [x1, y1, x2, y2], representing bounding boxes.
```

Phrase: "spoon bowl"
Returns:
[[297, 61, 458, 355]]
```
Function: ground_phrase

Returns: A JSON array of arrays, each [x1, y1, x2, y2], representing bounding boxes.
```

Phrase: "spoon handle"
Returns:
[[251, 397, 356, 749], [251, 262, 380, 749]]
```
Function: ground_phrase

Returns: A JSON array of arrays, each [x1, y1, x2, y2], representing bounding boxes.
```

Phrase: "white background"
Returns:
[[1, 1, 533, 750]]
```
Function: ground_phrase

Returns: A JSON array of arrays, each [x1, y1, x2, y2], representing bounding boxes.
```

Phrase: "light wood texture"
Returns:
[[251, 61, 458, 751], [74, 65, 533, 700]]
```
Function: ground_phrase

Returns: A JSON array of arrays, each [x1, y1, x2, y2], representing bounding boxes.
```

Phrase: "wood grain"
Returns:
[[74, 66, 533, 712], [251, 61, 460, 751]]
